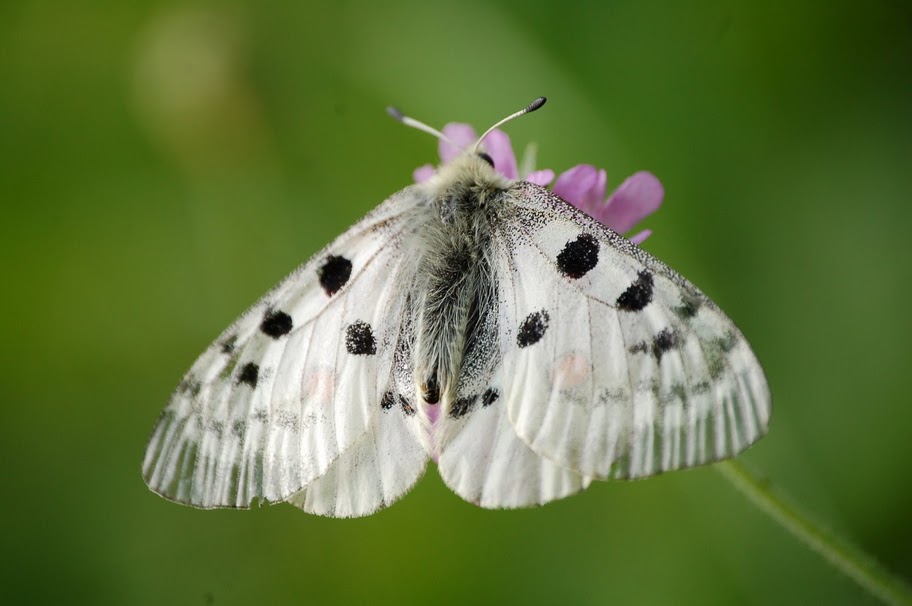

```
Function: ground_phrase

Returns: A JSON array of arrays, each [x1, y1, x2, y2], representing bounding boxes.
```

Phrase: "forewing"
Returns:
[[496, 182, 771, 479], [143, 189, 430, 508]]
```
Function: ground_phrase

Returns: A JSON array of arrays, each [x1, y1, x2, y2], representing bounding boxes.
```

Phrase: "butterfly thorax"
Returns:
[[412, 155, 513, 428]]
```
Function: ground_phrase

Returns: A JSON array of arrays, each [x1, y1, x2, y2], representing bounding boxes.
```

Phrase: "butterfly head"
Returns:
[[421, 149, 512, 205]]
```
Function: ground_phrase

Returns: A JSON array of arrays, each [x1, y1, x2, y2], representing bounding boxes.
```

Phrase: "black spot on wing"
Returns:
[[178, 376, 201, 397], [703, 332, 739, 380], [345, 321, 376, 355], [238, 362, 259, 388], [318, 255, 353, 296], [674, 293, 701, 320], [616, 270, 654, 312], [652, 328, 679, 361], [260, 309, 293, 338], [481, 389, 499, 407], [517, 310, 549, 348], [381, 391, 416, 416], [220, 334, 237, 354], [627, 342, 649, 355], [717, 332, 738, 353], [450, 395, 477, 418], [400, 396, 416, 416], [556, 233, 599, 279]]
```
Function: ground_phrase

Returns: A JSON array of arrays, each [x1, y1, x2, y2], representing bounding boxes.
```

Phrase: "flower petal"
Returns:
[[629, 229, 652, 245], [596, 171, 664, 233], [524, 169, 554, 187], [480, 129, 518, 179], [553, 165, 607, 215], [440, 124, 477, 164], [518, 142, 539, 179], [413, 164, 435, 183]]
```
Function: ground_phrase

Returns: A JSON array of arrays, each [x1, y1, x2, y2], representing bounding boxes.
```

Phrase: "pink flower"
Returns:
[[414, 124, 664, 244]]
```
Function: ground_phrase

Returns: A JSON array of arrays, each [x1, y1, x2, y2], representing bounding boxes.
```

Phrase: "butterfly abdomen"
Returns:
[[412, 158, 508, 419]]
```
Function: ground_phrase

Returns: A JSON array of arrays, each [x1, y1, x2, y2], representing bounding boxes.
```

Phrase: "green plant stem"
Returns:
[[716, 459, 912, 606]]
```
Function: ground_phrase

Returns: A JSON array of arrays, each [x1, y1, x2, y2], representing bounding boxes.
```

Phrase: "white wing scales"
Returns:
[[497, 182, 771, 480], [437, 366, 591, 509], [144, 159, 772, 516], [286, 397, 428, 517], [143, 189, 430, 509]]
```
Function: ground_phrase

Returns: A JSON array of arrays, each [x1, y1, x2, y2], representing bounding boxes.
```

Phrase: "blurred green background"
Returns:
[[2, 1, 911, 604]]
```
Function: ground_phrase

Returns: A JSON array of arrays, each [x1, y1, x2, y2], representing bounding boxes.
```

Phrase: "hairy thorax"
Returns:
[[411, 155, 512, 418]]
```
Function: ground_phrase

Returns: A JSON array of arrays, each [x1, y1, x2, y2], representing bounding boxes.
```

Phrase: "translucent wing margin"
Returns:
[[437, 364, 591, 509], [142, 189, 430, 508], [495, 182, 771, 479], [285, 393, 428, 517]]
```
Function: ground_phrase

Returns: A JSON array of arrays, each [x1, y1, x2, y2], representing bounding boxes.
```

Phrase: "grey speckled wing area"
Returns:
[[492, 181, 770, 479]]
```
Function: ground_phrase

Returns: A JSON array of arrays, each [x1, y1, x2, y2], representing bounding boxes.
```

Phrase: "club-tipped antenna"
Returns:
[[472, 96, 546, 154], [386, 106, 462, 151], [388, 96, 547, 158]]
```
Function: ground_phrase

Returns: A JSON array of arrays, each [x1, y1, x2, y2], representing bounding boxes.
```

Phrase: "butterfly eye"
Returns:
[[477, 152, 495, 168]]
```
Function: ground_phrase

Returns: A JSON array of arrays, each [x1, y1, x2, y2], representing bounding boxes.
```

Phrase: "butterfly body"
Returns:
[[409, 156, 511, 451], [144, 135, 770, 518]]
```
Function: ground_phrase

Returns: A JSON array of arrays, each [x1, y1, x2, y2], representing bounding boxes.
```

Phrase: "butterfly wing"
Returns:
[[494, 181, 771, 480], [437, 364, 592, 509], [142, 188, 430, 512], [284, 386, 427, 517]]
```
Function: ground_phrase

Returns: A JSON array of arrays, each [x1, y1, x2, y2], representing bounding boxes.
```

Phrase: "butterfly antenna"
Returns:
[[387, 106, 463, 151], [472, 96, 547, 154]]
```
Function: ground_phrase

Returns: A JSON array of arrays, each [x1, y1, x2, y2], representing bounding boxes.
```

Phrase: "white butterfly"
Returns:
[[143, 98, 771, 517]]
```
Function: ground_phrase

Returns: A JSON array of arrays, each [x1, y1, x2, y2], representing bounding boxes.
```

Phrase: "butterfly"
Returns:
[[142, 97, 771, 517]]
